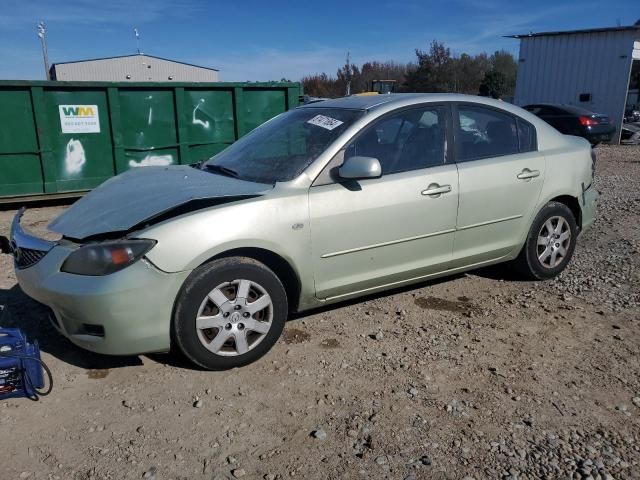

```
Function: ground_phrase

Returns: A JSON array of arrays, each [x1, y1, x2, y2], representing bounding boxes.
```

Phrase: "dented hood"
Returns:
[[48, 166, 272, 240]]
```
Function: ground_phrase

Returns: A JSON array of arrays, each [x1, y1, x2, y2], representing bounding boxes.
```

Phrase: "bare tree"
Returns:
[[301, 42, 518, 98]]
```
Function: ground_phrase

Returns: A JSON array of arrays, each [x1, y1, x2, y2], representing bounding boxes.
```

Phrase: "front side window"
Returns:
[[344, 106, 447, 175], [204, 107, 363, 184], [456, 105, 520, 161]]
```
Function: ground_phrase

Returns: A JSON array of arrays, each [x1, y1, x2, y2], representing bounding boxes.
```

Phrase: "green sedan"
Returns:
[[7, 94, 599, 370]]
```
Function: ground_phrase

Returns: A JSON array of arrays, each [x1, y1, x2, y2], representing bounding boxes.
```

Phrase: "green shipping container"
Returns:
[[0, 80, 302, 201]]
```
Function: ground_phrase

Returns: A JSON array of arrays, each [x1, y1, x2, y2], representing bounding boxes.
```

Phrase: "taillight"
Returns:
[[579, 116, 598, 126], [590, 148, 596, 182]]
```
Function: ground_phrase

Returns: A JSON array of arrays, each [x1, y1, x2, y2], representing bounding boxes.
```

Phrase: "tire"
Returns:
[[513, 201, 578, 280], [172, 257, 288, 370]]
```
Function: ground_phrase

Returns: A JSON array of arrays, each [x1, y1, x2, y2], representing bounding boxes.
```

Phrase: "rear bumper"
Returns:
[[583, 125, 615, 144], [580, 185, 599, 233]]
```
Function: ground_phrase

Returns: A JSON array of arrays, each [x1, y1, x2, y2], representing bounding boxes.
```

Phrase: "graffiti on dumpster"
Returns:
[[192, 99, 210, 129], [128, 154, 173, 168], [64, 138, 86, 175], [147, 95, 154, 126]]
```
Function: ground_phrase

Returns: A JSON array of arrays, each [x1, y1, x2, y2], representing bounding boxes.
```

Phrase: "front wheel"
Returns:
[[172, 257, 288, 370], [513, 201, 578, 280]]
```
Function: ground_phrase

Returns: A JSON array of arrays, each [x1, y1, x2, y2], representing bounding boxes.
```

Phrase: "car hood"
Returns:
[[48, 165, 272, 240]]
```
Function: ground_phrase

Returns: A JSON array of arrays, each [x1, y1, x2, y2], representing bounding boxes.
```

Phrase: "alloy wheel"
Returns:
[[537, 216, 571, 269], [195, 279, 273, 356]]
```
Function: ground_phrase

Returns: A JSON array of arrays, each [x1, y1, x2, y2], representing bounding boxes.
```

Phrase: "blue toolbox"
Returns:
[[0, 328, 51, 400]]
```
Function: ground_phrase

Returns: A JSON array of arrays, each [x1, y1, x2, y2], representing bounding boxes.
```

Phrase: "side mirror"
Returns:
[[338, 156, 382, 180]]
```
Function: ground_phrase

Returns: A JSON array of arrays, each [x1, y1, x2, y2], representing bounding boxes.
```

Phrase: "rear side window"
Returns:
[[456, 105, 537, 161], [517, 118, 537, 153], [456, 105, 519, 161]]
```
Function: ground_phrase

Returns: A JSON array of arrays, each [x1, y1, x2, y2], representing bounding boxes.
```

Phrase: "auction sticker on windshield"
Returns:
[[307, 114, 344, 130]]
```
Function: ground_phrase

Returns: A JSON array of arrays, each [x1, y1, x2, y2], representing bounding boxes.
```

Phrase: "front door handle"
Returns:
[[517, 168, 540, 180], [421, 183, 452, 197]]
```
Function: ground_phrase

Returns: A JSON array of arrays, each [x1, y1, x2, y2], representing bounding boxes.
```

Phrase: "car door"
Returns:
[[451, 103, 544, 268], [308, 105, 459, 300]]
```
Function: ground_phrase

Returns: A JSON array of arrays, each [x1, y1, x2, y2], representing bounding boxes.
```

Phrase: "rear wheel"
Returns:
[[172, 257, 287, 370], [513, 201, 578, 280]]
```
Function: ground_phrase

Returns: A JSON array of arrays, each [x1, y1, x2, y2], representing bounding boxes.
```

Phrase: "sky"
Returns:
[[0, 0, 638, 82]]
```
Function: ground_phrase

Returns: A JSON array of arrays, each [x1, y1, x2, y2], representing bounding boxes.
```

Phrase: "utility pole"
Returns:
[[134, 28, 141, 54], [37, 21, 50, 80]]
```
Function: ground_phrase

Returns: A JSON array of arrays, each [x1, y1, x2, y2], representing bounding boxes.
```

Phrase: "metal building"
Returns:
[[509, 24, 640, 143], [50, 54, 219, 82]]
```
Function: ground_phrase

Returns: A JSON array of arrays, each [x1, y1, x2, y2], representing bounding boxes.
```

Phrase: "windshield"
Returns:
[[204, 107, 363, 183]]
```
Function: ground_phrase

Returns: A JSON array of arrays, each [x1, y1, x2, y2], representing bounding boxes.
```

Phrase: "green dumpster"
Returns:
[[0, 80, 302, 201]]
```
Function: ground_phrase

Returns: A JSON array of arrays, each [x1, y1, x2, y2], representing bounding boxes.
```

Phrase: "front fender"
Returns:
[[137, 193, 315, 303]]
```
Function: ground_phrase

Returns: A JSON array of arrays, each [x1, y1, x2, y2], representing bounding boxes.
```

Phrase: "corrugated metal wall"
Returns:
[[53, 55, 219, 82], [514, 30, 639, 143]]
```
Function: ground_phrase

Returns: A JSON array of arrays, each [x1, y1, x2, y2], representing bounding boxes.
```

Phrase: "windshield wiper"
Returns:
[[204, 164, 241, 179]]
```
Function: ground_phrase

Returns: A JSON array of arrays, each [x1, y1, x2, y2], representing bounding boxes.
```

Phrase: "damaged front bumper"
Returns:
[[7, 208, 55, 268], [9, 209, 190, 356]]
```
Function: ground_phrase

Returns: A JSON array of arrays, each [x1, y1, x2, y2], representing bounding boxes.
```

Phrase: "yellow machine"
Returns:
[[355, 79, 397, 96]]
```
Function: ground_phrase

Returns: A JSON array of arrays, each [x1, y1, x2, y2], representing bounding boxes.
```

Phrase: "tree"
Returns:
[[404, 41, 453, 92], [452, 52, 490, 94], [479, 70, 508, 99], [336, 60, 360, 96], [302, 73, 343, 98], [300, 43, 518, 98], [302, 60, 410, 97], [489, 50, 517, 97], [354, 61, 410, 93]]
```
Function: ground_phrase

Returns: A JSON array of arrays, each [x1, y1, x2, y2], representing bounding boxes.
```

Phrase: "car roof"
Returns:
[[299, 93, 506, 111]]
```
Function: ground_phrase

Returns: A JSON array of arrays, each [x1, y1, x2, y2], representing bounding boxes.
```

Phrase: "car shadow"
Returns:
[[289, 262, 531, 322], [0, 284, 229, 372], [145, 351, 207, 370], [468, 263, 530, 282], [0, 284, 145, 370], [0, 263, 527, 372]]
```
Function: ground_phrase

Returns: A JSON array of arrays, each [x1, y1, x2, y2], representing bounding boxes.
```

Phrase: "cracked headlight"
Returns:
[[61, 239, 156, 276]]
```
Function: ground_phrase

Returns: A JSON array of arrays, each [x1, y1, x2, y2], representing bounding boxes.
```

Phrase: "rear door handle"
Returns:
[[421, 183, 452, 196], [517, 168, 540, 180]]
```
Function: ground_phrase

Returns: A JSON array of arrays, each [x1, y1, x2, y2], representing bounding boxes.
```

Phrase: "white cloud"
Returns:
[[195, 46, 350, 82]]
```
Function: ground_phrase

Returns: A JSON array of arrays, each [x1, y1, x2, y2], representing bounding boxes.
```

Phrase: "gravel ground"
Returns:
[[0, 145, 639, 480]]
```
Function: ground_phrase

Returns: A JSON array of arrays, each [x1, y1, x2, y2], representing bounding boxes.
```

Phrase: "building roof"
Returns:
[[506, 24, 640, 39], [51, 53, 219, 72]]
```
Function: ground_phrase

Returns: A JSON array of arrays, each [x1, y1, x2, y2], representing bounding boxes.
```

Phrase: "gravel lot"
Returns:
[[1, 145, 639, 480]]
